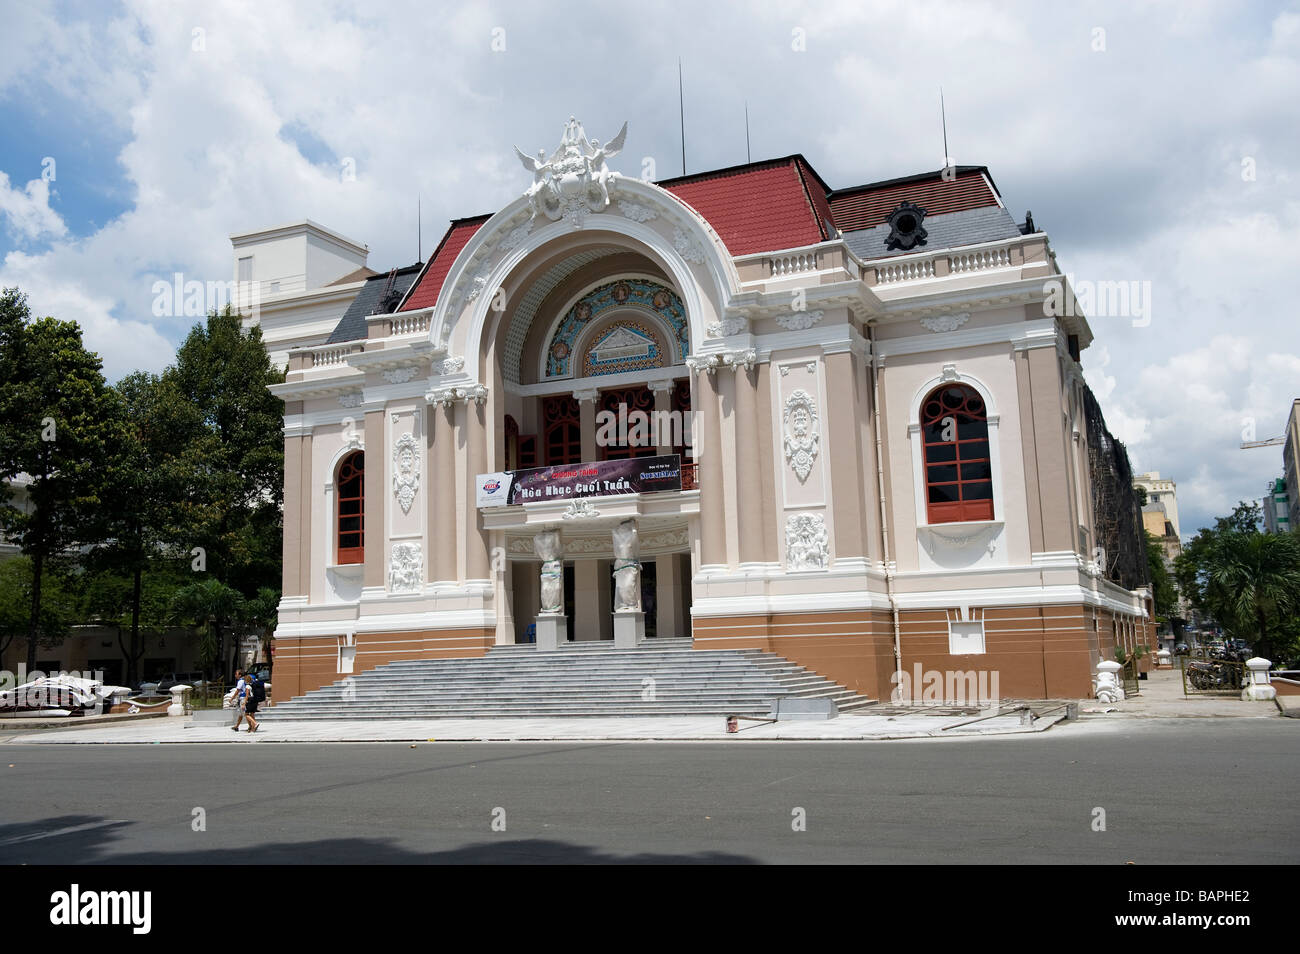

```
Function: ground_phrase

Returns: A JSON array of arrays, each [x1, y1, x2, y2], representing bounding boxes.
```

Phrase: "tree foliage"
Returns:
[[0, 288, 125, 670], [1, 292, 285, 682], [1144, 530, 1178, 622], [158, 307, 285, 600], [1175, 501, 1300, 664]]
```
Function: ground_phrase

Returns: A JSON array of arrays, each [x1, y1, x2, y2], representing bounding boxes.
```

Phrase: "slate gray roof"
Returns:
[[325, 264, 423, 344], [842, 205, 1024, 262]]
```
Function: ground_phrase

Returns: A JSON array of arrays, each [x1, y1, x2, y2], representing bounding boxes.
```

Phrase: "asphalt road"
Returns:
[[0, 719, 1295, 864]]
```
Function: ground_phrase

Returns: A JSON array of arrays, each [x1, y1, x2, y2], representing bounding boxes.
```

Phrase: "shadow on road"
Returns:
[[0, 814, 757, 864]]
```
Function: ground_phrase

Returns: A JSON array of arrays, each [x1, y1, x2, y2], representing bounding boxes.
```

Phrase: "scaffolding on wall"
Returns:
[[1081, 386, 1150, 592]]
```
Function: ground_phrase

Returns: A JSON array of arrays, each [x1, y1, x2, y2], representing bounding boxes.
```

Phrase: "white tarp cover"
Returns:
[[0, 675, 133, 713]]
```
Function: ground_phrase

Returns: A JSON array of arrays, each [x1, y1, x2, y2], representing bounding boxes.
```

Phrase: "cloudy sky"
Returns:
[[1, 0, 1296, 536]]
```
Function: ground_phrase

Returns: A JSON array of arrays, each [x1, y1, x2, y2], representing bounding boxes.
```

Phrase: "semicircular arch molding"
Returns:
[[431, 178, 739, 376]]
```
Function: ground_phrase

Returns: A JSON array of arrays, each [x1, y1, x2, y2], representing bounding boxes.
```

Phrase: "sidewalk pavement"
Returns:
[[1081, 667, 1286, 719], [0, 670, 1288, 744], [0, 706, 1066, 743]]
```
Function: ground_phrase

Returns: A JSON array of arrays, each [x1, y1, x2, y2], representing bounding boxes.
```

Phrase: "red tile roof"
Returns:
[[828, 169, 999, 232], [399, 159, 1006, 312], [659, 157, 827, 255], [398, 216, 489, 311]]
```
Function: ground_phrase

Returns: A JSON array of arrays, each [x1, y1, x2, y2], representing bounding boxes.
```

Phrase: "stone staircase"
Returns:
[[261, 639, 875, 720]]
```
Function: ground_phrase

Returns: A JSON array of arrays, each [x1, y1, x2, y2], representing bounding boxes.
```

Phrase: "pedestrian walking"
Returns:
[[243, 670, 263, 734], [231, 669, 248, 732]]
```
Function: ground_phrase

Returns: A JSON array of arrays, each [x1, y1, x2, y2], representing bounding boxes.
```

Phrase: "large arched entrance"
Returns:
[[481, 239, 698, 645]]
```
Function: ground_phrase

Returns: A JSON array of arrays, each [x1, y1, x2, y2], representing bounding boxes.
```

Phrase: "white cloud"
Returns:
[[0, 173, 67, 242], [0, 0, 1294, 534]]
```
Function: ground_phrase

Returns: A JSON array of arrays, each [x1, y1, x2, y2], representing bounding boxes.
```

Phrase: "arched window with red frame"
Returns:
[[336, 451, 365, 564], [921, 384, 993, 524]]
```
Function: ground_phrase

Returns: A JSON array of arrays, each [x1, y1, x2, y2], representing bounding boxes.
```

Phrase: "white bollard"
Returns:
[[167, 684, 192, 716], [1096, 659, 1125, 703], [1241, 657, 1277, 702]]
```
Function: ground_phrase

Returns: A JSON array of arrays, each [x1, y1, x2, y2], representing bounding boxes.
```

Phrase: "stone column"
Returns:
[[650, 380, 675, 456], [733, 364, 764, 567], [282, 431, 305, 596], [612, 519, 645, 648], [362, 410, 385, 589], [429, 397, 458, 585], [656, 553, 686, 638], [573, 388, 601, 641], [576, 388, 599, 461], [574, 561, 602, 641], [534, 527, 566, 651], [693, 364, 727, 568], [465, 392, 491, 583]]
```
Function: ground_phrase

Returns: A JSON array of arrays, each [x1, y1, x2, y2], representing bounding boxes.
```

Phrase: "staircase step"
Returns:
[[261, 643, 873, 721]]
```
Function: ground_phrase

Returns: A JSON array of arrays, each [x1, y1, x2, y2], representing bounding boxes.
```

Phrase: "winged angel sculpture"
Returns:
[[514, 117, 628, 228]]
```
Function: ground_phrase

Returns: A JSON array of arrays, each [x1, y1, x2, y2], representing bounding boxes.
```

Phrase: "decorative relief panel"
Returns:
[[782, 389, 819, 482], [388, 542, 423, 594], [581, 321, 666, 377], [382, 368, 418, 385], [431, 355, 465, 376], [774, 309, 825, 332], [785, 512, 829, 571], [672, 228, 706, 264], [617, 199, 657, 222], [920, 312, 970, 333], [392, 432, 420, 514]]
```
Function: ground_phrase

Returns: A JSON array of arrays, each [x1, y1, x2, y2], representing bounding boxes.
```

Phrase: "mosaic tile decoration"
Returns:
[[581, 319, 666, 377], [545, 278, 688, 378], [503, 247, 621, 385]]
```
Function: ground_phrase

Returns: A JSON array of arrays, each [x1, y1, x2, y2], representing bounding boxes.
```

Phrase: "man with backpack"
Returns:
[[241, 670, 264, 734]]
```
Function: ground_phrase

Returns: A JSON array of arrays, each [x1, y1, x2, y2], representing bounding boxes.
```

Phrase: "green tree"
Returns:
[[87, 370, 185, 684], [242, 586, 281, 665], [0, 556, 78, 671], [1175, 501, 1263, 609], [160, 307, 284, 598], [1202, 531, 1300, 662], [171, 578, 245, 675], [1144, 530, 1178, 622], [0, 288, 124, 672], [81, 564, 186, 685], [1175, 501, 1300, 662]]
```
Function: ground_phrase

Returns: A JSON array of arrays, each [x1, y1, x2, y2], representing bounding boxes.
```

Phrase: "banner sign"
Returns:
[[477, 455, 683, 508]]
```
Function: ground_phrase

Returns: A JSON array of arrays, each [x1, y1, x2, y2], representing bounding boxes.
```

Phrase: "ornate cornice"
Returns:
[[424, 384, 489, 407], [685, 348, 757, 374]]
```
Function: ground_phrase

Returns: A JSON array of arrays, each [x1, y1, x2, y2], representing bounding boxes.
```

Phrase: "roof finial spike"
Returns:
[[745, 101, 751, 164], [940, 87, 952, 173], [678, 58, 686, 176]]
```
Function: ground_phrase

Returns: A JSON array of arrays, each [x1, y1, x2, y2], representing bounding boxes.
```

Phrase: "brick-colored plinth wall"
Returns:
[[693, 603, 1131, 701], [272, 629, 495, 701]]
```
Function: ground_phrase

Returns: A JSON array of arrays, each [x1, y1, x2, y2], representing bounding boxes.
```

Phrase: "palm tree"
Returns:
[[171, 579, 244, 680], [1204, 531, 1300, 661], [241, 587, 280, 666]]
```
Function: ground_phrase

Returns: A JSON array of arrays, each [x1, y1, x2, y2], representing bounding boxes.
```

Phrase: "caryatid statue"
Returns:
[[535, 528, 563, 615], [611, 519, 641, 613]]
